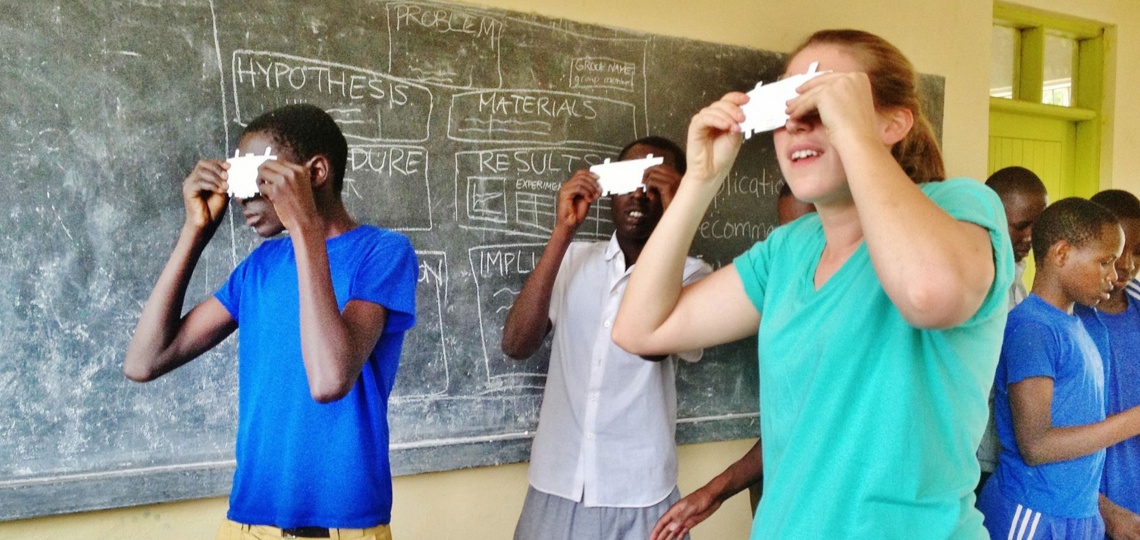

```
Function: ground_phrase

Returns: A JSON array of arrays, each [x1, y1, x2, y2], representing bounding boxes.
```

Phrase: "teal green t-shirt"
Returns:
[[734, 178, 1013, 539]]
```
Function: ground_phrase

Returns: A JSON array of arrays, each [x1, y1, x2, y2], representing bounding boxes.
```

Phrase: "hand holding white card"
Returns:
[[226, 147, 277, 199], [590, 154, 665, 196], [740, 62, 828, 139]]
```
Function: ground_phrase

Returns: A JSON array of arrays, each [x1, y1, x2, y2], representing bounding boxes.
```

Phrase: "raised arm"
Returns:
[[257, 158, 389, 403], [650, 440, 764, 540], [1009, 376, 1140, 465], [612, 93, 760, 356], [789, 72, 995, 328], [123, 160, 239, 382], [501, 170, 600, 359]]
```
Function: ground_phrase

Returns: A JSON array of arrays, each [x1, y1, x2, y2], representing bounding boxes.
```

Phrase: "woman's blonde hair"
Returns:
[[787, 29, 945, 183]]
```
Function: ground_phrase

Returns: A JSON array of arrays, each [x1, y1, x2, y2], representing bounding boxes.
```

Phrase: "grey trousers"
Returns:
[[513, 486, 687, 540]]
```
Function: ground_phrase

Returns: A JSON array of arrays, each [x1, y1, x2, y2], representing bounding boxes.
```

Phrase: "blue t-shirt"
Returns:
[[1081, 298, 1140, 514], [215, 225, 418, 528], [993, 295, 1107, 518], [733, 178, 1013, 539]]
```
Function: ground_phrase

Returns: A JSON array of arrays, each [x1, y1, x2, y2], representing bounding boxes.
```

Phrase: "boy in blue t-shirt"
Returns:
[[1082, 190, 1140, 538], [123, 104, 417, 539], [978, 197, 1140, 539]]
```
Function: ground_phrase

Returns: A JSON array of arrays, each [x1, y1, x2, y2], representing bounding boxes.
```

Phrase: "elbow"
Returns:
[[610, 324, 652, 356], [1017, 439, 1051, 467], [308, 371, 356, 404], [310, 381, 353, 404], [500, 337, 535, 361], [122, 359, 159, 383], [896, 279, 984, 329]]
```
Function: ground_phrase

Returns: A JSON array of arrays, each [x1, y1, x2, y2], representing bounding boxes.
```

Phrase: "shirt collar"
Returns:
[[604, 233, 623, 262]]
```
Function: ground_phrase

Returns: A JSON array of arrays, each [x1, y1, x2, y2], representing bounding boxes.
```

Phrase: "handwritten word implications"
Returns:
[[712, 169, 780, 209], [570, 57, 637, 92], [476, 248, 538, 278]]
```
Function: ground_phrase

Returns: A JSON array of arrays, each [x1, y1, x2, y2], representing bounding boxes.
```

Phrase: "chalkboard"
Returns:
[[0, 0, 944, 519]]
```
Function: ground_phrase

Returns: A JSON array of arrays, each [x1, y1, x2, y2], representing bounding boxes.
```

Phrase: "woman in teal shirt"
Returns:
[[614, 30, 1013, 539]]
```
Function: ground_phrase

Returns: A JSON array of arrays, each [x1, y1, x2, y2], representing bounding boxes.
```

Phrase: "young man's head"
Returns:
[[776, 182, 815, 226], [1090, 189, 1140, 295], [1032, 197, 1123, 307], [235, 104, 348, 237], [986, 166, 1049, 263], [609, 136, 685, 243]]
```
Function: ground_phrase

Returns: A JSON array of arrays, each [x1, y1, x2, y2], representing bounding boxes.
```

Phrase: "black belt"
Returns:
[[280, 526, 330, 538]]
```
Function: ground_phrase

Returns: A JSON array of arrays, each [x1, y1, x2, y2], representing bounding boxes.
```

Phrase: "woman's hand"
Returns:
[[686, 92, 748, 187], [785, 71, 882, 150]]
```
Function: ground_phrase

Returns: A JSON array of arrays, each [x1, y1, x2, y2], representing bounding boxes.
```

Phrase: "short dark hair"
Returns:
[[1032, 197, 1120, 265], [1090, 189, 1140, 220], [617, 136, 686, 175], [243, 104, 348, 191], [778, 181, 794, 199], [985, 166, 1047, 200]]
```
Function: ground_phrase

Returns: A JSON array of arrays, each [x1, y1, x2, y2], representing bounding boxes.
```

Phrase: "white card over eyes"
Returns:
[[591, 154, 664, 196], [740, 62, 828, 139], [226, 147, 277, 199]]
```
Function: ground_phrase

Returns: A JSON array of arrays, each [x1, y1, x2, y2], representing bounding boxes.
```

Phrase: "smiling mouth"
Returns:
[[791, 149, 820, 162], [629, 210, 644, 219]]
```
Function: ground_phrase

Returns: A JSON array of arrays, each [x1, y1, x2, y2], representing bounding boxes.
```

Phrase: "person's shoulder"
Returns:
[[350, 224, 414, 252]]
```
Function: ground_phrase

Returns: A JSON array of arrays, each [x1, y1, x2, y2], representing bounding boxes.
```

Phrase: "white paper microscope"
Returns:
[[739, 62, 828, 139], [226, 147, 277, 199], [590, 154, 665, 196]]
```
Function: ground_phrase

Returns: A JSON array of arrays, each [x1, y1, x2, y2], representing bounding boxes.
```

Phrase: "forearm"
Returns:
[[1020, 407, 1140, 465], [292, 227, 361, 402], [839, 137, 992, 328], [122, 224, 214, 381], [501, 226, 573, 359], [612, 175, 718, 352], [701, 440, 764, 504]]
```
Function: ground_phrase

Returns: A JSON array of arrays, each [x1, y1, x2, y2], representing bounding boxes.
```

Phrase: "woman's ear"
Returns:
[[880, 107, 914, 146], [306, 155, 332, 189]]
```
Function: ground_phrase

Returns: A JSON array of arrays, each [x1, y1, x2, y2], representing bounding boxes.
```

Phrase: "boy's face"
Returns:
[[609, 143, 676, 242], [234, 131, 286, 238], [1060, 223, 1124, 306], [1112, 217, 1140, 293], [1002, 190, 1049, 263]]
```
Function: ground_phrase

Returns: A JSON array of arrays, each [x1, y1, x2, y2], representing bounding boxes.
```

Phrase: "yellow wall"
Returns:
[[5, 1, 1139, 538]]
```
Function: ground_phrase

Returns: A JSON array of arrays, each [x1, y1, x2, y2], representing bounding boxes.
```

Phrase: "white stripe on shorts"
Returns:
[[1010, 504, 1040, 540]]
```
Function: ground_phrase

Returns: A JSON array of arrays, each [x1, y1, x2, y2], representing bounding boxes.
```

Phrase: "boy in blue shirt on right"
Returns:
[[978, 197, 1140, 539]]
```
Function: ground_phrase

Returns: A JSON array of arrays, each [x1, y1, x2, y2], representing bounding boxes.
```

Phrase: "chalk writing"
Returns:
[[570, 56, 637, 92], [393, 251, 450, 401], [469, 244, 549, 387], [386, 1, 504, 88], [342, 145, 432, 231], [455, 148, 615, 239], [448, 90, 636, 145], [232, 50, 434, 143]]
